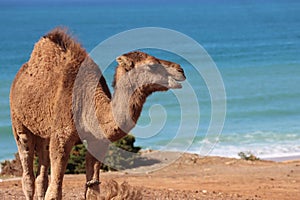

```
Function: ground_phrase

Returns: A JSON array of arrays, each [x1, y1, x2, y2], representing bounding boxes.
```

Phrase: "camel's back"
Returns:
[[10, 28, 87, 137]]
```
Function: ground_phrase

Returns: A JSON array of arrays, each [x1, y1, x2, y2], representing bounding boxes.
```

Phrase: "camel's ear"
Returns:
[[116, 55, 132, 66]]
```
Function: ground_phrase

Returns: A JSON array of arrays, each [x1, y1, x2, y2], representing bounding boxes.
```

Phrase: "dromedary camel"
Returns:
[[10, 28, 185, 200]]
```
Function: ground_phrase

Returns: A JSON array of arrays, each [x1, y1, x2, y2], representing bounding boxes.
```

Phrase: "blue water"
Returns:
[[1, 0, 300, 161]]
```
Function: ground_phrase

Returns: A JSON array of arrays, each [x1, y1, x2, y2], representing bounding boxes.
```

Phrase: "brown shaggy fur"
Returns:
[[10, 27, 185, 200], [100, 180, 142, 200], [45, 27, 81, 53]]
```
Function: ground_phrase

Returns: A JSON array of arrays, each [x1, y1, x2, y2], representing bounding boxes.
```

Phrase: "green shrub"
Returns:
[[65, 134, 141, 173], [102, 134, 141, 171], [238, 151, 260, 161], [66, 144, 87, 174]]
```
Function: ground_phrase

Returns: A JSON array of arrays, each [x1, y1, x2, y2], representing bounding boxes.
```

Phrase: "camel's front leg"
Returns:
[[85, 152, 101, 200], [84, 139, 109, 200], [35, 137, 50, 200], [12, 117, 35, 200], [45, 136, 73, 200]]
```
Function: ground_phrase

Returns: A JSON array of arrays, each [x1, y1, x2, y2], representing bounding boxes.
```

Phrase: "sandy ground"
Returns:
[[0, 151, 299, 200]]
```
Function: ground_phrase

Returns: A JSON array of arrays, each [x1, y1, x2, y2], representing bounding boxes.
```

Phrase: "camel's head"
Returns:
[[113, 51, 186, 91]]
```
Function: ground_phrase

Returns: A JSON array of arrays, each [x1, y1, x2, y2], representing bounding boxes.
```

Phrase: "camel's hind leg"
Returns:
[[12, 117, 35, 200], [35, 137, 50, 199]]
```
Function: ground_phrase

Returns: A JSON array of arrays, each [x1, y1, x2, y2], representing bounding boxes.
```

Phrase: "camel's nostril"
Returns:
[[177, 68, 184, 73]]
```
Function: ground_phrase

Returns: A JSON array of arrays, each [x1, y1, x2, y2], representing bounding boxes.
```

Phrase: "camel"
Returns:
[[10, 27, 186, 200]]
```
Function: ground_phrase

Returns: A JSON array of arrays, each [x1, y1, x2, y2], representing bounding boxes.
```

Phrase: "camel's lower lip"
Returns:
[[168, 76, 182, 89]]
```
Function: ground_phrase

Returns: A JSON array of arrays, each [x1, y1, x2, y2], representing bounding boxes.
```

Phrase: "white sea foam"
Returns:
[[150, 131, 300, 160], [189, 136, 300, 159]]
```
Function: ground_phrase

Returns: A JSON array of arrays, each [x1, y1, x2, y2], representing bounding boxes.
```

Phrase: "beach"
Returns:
[[1, 151, 300, 200], [0, 1, 300, 199]]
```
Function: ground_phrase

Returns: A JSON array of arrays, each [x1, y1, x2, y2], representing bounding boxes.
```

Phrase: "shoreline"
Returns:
[[2, 149, 300, 163], [2, 150, 300, 177], [262, 154, 300, 162]]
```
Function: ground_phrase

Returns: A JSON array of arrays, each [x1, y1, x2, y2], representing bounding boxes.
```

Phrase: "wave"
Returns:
[[137, 130, 300, 159], [206, 142, 300, 159]]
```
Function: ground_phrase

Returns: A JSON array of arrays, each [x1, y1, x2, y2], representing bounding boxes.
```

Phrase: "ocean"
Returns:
[[0, 0, 300, 161]]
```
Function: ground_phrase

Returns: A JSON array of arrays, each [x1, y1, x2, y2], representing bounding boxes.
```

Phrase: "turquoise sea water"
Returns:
[[0, 1, 300, 161]]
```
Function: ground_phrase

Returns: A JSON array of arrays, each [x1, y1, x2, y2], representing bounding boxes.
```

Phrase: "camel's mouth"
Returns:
[[168, 76, 183, 89]]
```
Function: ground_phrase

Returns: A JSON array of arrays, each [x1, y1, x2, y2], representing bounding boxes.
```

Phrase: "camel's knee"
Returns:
[[22, 174, 34, 189], [18, 145, 35, 183], [15, 127, 35, 168], [17, 132, 34, 153]]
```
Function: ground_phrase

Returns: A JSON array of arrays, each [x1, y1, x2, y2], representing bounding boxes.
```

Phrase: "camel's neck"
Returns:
[[111, 80, 152, 136], [92, 72, 152, 142], [76, 59, 153, 143]]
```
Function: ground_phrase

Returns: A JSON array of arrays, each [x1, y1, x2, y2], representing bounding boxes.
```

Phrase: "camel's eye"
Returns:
[[124, 65, 133, 72]]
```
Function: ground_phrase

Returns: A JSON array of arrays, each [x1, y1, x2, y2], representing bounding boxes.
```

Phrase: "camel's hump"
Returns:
[[43, 27, 84, 53]]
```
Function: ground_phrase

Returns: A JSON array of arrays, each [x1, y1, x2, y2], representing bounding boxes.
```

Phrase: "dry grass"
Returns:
[[100, 180, 142, 200]]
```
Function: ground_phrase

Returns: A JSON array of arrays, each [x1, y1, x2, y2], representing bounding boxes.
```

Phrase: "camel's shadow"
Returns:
[[130, 156, 161, 168], [121, 151, 181, 173]]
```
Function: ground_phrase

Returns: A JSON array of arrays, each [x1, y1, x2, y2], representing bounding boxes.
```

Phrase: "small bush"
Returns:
[[102, 134, 141, 171], [66, 134, 141, 173], [0, 153, 22, 177], [238, 151, 260, 161], [66, 144, 87, 174]]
